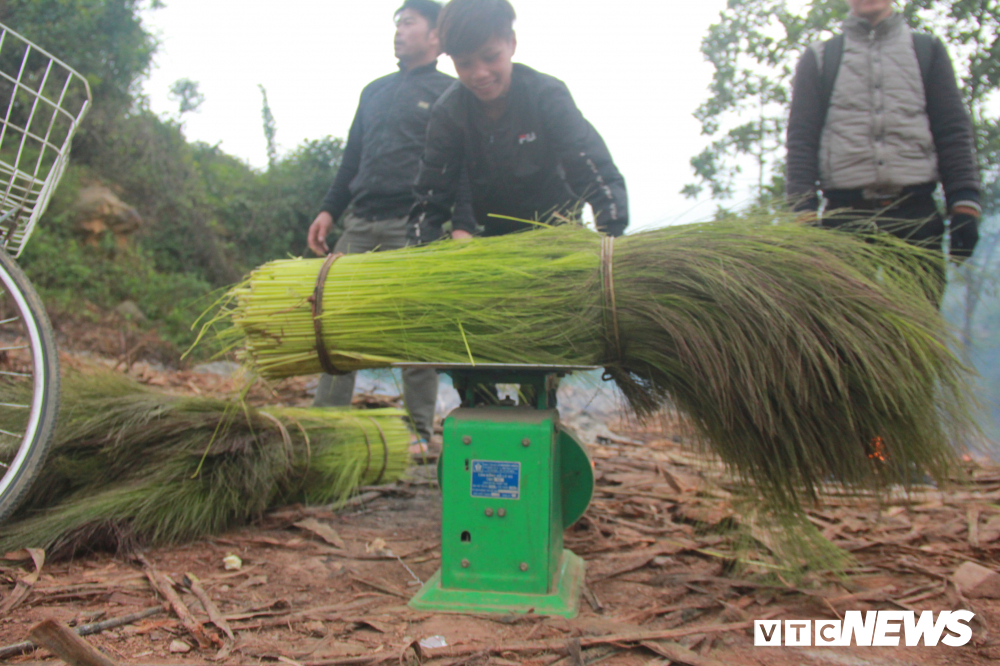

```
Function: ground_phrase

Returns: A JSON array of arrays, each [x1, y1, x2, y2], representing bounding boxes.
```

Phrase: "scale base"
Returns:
[[408, 550, 585, 619]]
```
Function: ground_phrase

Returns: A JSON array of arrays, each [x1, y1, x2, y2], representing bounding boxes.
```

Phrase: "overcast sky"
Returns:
[[140, 0, 744, 231]]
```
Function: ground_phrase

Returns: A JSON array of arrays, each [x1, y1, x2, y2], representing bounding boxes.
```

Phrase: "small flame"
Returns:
[[868, 436, 887, 462]]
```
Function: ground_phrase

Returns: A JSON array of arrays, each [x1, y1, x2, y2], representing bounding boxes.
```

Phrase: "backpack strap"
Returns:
[[818, 33, 844, 128], [911, 32, 935, 88]]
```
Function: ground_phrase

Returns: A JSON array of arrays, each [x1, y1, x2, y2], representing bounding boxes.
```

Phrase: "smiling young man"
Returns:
[[785, 0, 981, 303], [306, 0, 473, 451], [408, 0, 628, 241]]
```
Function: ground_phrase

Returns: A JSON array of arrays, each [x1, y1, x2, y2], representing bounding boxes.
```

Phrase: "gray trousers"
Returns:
[[312, 212, 438, 442]]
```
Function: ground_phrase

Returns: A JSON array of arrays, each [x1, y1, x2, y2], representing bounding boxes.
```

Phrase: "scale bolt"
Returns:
[[485, 508, 494, 517], [519, 562, 529, 572], [498, 508, 506, 517], [461, 559, 470, 568], [521, 438, 531, 447], [462, 436, 472, 445]]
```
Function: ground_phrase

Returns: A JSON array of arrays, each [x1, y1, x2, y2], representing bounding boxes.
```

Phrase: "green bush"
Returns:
[[20, 226, 217, 353]]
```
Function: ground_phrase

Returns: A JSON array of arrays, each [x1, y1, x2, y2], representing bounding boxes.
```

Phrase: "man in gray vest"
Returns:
[[307, 0, 472, 453], [786, 0, 981, 300]]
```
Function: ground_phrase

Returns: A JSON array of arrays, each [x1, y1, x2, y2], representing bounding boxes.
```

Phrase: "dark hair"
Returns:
[[395, 0, 444, 28], [437, 0, 516, 56]]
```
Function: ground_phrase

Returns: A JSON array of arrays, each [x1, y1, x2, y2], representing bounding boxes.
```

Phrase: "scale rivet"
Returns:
[[462, 436, 472, 445], [498, 508, 506, 517], [521, 438, 531, 447], [519, 562, 529, 572], [485, 508, 494, 517], [461, 559, 470, 568]]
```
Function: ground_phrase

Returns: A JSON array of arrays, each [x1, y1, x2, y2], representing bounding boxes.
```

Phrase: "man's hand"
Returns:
[[451, 229, 473, 241], [307, 211, 334, 256], [409, 219, 444, 246], [949, 212, 980, 262]]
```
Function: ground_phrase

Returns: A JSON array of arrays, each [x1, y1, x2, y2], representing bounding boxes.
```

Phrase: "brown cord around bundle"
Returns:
[[285, 414, 312, 476], [354, 416, 389, 485], [355, 418, 374, 481], [259, 412, 293, 467], [366, 417, 390, 484], [309, 252, 345, 375], [600, 236, 623, 365]]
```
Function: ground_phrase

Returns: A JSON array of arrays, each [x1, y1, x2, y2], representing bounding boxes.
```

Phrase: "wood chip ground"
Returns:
[[2, 359, 999, 665]]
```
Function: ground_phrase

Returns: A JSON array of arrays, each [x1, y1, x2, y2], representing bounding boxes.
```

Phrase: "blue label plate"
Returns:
[[470, 460, 520, 500]]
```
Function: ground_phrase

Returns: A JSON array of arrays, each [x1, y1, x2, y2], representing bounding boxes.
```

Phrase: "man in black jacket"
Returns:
[[306, 0, 472, 450], [408, 0, 628, 242], [786, 0, 980, 291]]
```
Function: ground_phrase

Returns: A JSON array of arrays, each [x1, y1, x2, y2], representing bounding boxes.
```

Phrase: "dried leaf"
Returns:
[[353, 618, 391, 634], [365, 537, 388, 554], [978, 515, 1000, 544], [294, 518, 346, 549], [0, 548, 44, 615], [588, 540, 693, 582], [169, 639, 192, 653]]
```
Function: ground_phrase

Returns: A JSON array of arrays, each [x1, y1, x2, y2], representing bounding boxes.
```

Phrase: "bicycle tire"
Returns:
[[0, 248, 58, 524]]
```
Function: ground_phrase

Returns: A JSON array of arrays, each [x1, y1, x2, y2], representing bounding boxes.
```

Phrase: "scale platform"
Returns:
[[394, 363, 597, 618]]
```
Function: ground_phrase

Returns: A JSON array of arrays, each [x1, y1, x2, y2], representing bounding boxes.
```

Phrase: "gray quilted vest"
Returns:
[[813, 13, 938, 192]]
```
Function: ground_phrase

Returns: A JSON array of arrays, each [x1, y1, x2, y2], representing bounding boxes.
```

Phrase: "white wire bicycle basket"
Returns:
[[0, 22, 90, 258]]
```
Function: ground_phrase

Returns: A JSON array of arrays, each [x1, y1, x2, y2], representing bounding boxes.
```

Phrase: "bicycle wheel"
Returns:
[[0, 248, 58, 524]]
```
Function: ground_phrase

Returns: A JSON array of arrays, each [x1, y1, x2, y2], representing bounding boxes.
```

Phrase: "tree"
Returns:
[[259, 84, 278, 168], [204, 136, 344, 270], [0, 0, 161, 171], [0, 0, 159, 112], [683, 0, 848, 202], [168, 78, 205, 116], [685, 0, 998, 205], [0, 0, 351, 357]]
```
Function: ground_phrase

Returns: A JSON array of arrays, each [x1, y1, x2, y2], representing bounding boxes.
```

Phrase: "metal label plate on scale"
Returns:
[[470, 460, 521, 500]]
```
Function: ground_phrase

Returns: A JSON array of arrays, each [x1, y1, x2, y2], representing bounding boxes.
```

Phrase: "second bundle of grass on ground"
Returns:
[[223, 215, 974, 509], [0, 371, 410, 557]]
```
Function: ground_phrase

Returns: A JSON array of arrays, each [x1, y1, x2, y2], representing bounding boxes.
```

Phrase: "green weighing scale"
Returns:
[[399, 363, 596, 619]]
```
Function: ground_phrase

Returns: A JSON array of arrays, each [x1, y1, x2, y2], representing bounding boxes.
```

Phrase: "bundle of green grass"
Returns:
[[0, 371, 409, 557], [219, 215, 975, 510]]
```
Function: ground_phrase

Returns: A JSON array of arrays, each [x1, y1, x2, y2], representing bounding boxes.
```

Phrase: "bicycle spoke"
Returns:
[[0, 427, 20, 438], [0, 345, 28, 352], [0, 316, 19, 325], [0, 402, 29, 409], [0, 370, 30, 377]]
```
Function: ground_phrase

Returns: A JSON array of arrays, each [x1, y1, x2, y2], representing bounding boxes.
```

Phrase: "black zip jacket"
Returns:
[[320, 60, 473, 223], [409, 64, 628, 239], [786, 34, 979, 213]]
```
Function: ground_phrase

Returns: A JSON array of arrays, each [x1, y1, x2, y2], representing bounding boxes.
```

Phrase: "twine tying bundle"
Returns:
[[309, 251, 346, 376], [358, 416, 390, 485], [600, 235, 623, 378]]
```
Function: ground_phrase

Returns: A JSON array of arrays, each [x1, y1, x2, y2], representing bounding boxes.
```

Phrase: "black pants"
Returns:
[[820, 191, 946, 308]]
